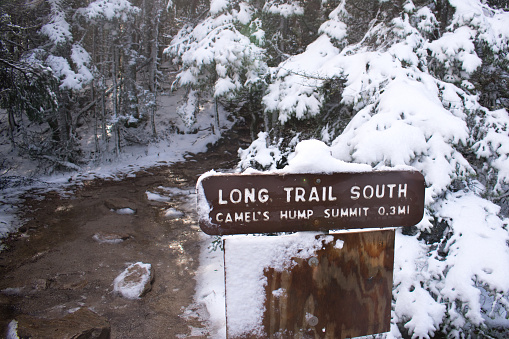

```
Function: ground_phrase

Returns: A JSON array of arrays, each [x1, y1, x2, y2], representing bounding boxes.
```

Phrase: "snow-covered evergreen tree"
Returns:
[[30, 0, 95, 163], [165, 0, 268, 131], [0, 6, 59, 148], [78, 0, 141, 155], [238, 0, 509, 337]]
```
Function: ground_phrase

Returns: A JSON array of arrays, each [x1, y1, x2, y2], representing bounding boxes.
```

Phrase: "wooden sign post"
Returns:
[[197, 170, 425, 338], [260, 230, 394, 339]]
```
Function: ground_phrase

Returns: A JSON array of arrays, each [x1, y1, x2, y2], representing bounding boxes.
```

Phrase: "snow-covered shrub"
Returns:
[[177, 89, 199, 129], [238, 132, 282, 171]]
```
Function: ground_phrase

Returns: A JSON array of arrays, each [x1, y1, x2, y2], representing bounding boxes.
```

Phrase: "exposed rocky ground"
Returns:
[[0, 130, 250, 338]]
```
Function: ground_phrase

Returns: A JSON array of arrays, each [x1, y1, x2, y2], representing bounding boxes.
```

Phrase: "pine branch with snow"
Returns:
[[165, 0, 268, 129]]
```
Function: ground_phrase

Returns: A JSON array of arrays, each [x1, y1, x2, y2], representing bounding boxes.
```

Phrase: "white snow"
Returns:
[[113, 262, 152, 299], [427, 26, 482, 73], [318, 2, 348, 41], [224, 232, 333, 337], [473, 109, 509, 190], [210, 0, 229, 15], [40, 0, 72, 45], [0, 209, 20, 240], [283, 139, 372, 173], [391, 231, 445, 339], [164, 208, 184, 219], [334, 239, 344, 249], [46, 54, 92, 90], [237, 132, 282, 171], [92, 233, 124, 244], [196, 172, 216, 223], [262, 35, 340, 123], [113, 208, 136, 215], [432, 192, 509, 327], [6, 320, 19, 339], [79, 0, 140, 21], [146, 191, 172, 202], [166, 8, 266, 110], [263, 1, 304, 18], [191, 234, 227, 339]]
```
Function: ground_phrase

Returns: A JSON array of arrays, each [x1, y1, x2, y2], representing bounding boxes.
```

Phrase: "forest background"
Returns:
[[1, 0, 509, 338]]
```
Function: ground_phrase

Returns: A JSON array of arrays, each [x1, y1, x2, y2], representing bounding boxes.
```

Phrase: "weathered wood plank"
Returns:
[[225, 230, 395, 339]]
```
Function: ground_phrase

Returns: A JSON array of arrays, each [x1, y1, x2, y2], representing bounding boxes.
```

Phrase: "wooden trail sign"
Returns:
[[198, 170, 425, 235], [199, 169, 426, 338]]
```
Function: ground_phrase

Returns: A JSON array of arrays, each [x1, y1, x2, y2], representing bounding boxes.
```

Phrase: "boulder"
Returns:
[[113, 262, 154, 299], [92, 232, 131, 244], [14, 307, 110, 339], [104, 198, 137, 214]]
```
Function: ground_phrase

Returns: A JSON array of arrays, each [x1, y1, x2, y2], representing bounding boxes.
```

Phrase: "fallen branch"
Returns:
[[41, 155, 81, 171]]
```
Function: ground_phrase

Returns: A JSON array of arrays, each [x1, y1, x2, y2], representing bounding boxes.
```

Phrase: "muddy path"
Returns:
[[0, 129, 250, 338]]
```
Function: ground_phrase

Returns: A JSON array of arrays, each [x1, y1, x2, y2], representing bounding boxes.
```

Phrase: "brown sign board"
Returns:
[[224, 230, 395, 338], [197, 170, 425, 235]]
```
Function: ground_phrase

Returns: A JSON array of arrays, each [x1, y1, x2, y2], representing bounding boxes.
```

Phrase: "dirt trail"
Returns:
[[0, 130, 250, 338]]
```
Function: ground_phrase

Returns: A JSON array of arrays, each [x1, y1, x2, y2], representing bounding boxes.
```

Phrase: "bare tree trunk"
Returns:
[[96, 25, 109, 155], [91, 28, 99, 155], [122, 22, 139, 120], [112, 42, 120, 155], [278, 16, 286, 64], [214, 97, 221, 136], [57, 92, 70, 151], [101, 86, 108, 153], [149, 1, 162, 138], [7, 108, 17, 148], [271, 109, 279, 141], [264, 111, 270, 135]]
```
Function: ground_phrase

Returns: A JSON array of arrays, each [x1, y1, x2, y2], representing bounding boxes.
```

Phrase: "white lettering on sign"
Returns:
[[350, 184, 407, 200], [215, 211, 270, 223], [283, 186, 337, 203], [218, 188, 270, 205], [324, 207, 369, 218], [280, 209, 314, 220], [212, 183, 414, 225], [377, 205, 410, 216]]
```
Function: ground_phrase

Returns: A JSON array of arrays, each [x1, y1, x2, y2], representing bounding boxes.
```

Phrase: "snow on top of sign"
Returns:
[[280, 139, 372, 174], [195, 139, 424, 231], [224, 232, 333, 337], [196, 171, 216, 223]]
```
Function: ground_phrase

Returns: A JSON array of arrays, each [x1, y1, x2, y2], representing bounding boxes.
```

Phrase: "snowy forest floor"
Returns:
[[0, 126, 250, 338]]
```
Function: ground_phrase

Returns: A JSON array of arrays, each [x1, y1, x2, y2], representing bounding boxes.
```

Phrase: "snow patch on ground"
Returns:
[[164, 207, 185, 219], [113, 262, 153, 299], [146, 191, 173, 202], [6, 320, 19, 339], [113, 208, 136, 215], [192, 234, 227, 339], [224, 233, 333, 337]]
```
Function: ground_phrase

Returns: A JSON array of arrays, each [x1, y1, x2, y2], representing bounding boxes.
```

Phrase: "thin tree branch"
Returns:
[[73, 57, 153, 122]]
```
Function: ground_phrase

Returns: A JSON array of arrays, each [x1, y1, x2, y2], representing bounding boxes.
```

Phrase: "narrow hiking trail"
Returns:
[[0, 131, 250, 338]]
